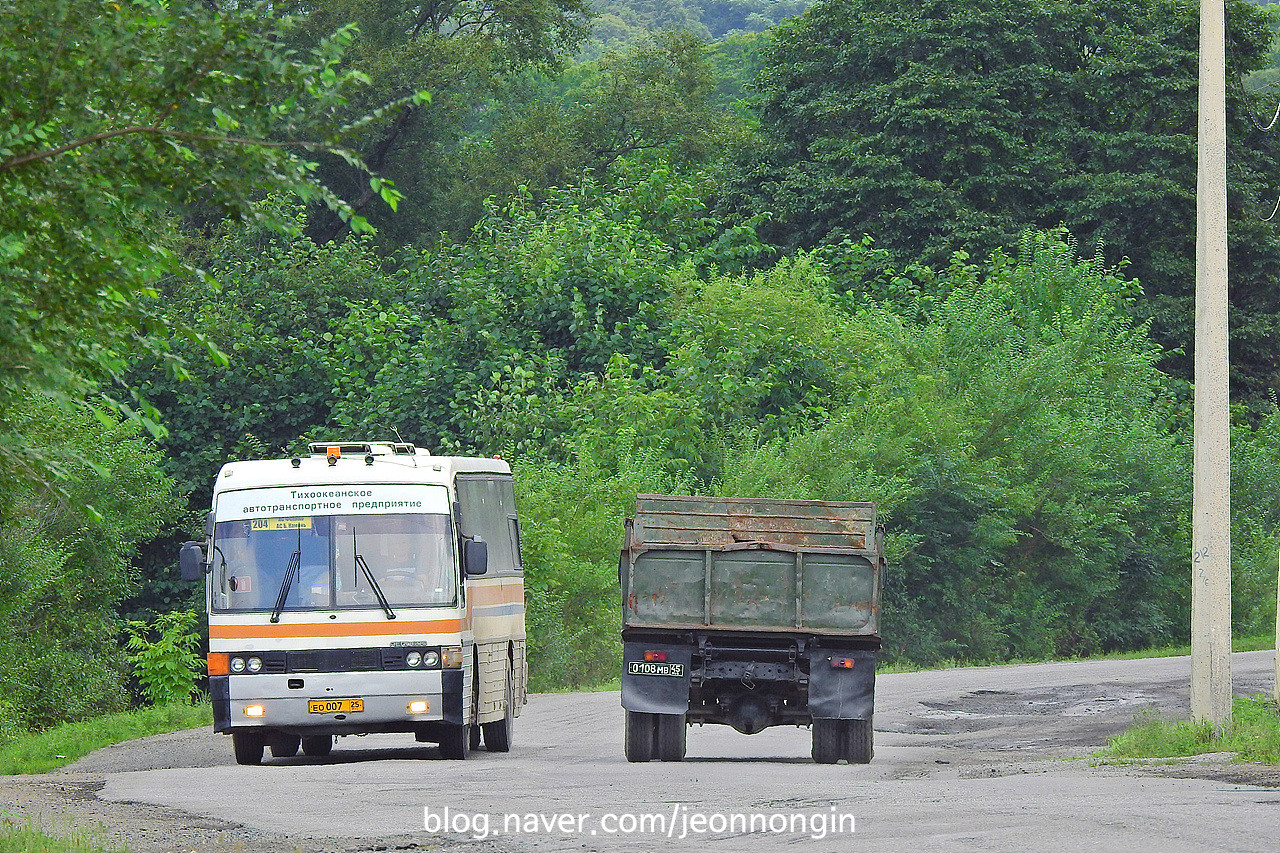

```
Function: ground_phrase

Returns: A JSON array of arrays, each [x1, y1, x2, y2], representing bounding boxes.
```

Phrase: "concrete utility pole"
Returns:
[[1191, 0, 1233, 730]]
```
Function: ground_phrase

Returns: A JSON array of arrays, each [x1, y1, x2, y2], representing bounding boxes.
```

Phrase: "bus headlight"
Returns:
[[406, 651, 422, 668], [230, 657, 246, 673], [247, 657, 263, 673], [421, 651, 440, 668]]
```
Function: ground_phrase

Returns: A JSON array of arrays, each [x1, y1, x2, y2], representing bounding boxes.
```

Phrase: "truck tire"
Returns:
[[439, 723, 472, 760], [656, 714, 686, 762], [232, 731, 264, 765], [302, 735, 333, 757], [811, 718, 843, 764], [624, 710, 656, 762], [269, 734, 300, 758], [845, 718, 873, 764], [483, 665, 515, 752]]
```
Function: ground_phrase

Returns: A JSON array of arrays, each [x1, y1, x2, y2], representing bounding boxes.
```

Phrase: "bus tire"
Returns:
[[812, 718, 842, 764], [439, 723, 471, 760], [624, 710, 656, 763], [845, 718, 873, 764], [656, 713, 686, 762], [232, 731, 264, 765], [268, 734, 300, 758], [483, 665, 515, 752], [302, 735, 333, 757]]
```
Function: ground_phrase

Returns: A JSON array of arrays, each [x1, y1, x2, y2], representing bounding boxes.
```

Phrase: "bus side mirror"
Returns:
[[463, 538, 488, 576], [179, 541, 205, 582]]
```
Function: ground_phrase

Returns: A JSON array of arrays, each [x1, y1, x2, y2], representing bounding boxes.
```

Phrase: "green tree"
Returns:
[[280, 0, 593, 245], [729, 0, 1280, 402], [438, 30, 750, 235], [0, 395, 180, 730], [0, 0, 414, 496], [718, 233, 1189, 662]]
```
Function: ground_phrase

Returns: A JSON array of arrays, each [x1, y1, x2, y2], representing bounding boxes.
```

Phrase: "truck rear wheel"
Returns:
[[811, 718, 843, 764], [656, 714, 686, 762], [232, 731, 264, 765], [624, 710, 656, 762], [845, 718, 873, 764]]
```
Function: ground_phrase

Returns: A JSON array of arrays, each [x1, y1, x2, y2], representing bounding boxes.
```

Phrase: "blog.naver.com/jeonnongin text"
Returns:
[[423, 804, 856, 841]]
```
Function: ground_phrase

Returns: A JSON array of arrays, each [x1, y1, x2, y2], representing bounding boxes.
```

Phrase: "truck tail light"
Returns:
[[831, 656, 856, 669], [643, 650, 667, 662]]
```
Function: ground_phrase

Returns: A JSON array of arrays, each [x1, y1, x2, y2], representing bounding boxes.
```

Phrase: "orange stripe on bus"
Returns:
[[209, 619, 462, 639]]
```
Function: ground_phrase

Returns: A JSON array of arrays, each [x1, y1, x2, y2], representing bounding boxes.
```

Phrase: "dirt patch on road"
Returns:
[[889, 675, 1280, 788]]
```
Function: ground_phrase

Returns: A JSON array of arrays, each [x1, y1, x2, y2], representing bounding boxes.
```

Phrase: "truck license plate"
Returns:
[[628, 661, 685, 677], [308, 698, 364, 714]]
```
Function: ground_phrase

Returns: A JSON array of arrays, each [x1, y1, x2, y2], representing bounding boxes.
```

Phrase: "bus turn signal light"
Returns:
[[207, 652, 229, 676]]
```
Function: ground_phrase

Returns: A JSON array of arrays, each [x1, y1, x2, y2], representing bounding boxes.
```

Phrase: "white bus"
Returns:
[[180, 441, 527, 764]]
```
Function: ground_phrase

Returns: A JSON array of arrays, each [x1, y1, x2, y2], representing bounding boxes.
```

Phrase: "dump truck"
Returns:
[[619, 495, 883, 764]]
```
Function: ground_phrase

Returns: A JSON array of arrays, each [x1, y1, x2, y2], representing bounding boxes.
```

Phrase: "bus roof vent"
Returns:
[[306, 441, 425, 457], [308, 442, 373, 456]]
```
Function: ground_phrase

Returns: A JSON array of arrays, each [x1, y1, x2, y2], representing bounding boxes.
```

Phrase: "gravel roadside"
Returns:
[[0, 727, 456, 853]]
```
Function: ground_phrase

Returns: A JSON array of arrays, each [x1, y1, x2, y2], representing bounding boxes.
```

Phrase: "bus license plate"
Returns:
[[628, 661, 685, 677], [308, 698, 364, 714]]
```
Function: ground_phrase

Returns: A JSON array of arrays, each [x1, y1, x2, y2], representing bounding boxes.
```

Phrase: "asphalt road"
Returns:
[[55, 651, 1280, 851]]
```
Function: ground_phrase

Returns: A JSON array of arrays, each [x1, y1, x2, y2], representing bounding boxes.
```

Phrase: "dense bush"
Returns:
[[0, 396, 180, 730]]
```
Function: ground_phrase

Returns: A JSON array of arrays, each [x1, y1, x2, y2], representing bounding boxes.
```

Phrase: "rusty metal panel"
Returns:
[[630, 550, 706, 624], [632, 495, 876, 550], [709, 550, 796, 627], [801, 554, 876, 631]]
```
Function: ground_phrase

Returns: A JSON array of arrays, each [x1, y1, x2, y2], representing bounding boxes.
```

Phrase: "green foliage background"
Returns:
[[5, 0, 1280, 724]]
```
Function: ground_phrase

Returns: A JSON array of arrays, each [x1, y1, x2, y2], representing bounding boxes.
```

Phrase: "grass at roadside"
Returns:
[[1087, 633, 1275, 662], [1100, 694, 1280, 764], [0, 822, 125, 853], [0, 701, 211, 776], [880, 633, 1276, 674]]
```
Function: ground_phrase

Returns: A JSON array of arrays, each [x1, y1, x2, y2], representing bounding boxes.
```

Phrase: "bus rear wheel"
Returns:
[[483, 665, 515, 752]]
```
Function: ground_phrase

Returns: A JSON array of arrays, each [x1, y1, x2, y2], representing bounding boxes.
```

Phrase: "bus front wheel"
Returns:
[[232, 731, 264, 765], [439, 723, 472, 760]]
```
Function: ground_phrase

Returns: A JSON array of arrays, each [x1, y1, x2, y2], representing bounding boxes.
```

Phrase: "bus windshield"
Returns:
[[211, 513, 456, 612]]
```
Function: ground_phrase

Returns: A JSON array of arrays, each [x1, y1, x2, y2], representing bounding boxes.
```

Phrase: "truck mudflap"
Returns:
[[807, 648, 876, 720], [620, 641, 692, 715]]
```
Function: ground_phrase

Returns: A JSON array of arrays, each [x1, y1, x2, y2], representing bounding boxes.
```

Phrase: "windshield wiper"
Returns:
[[352, 527, 396, 620], [270, 528, 303, 623]]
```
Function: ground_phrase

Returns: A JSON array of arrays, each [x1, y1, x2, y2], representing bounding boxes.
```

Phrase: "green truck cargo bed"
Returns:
[[621, 495, 883, 636]]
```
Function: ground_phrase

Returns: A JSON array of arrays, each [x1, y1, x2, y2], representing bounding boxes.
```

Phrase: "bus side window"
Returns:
[[507, 515, 522, 572]]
